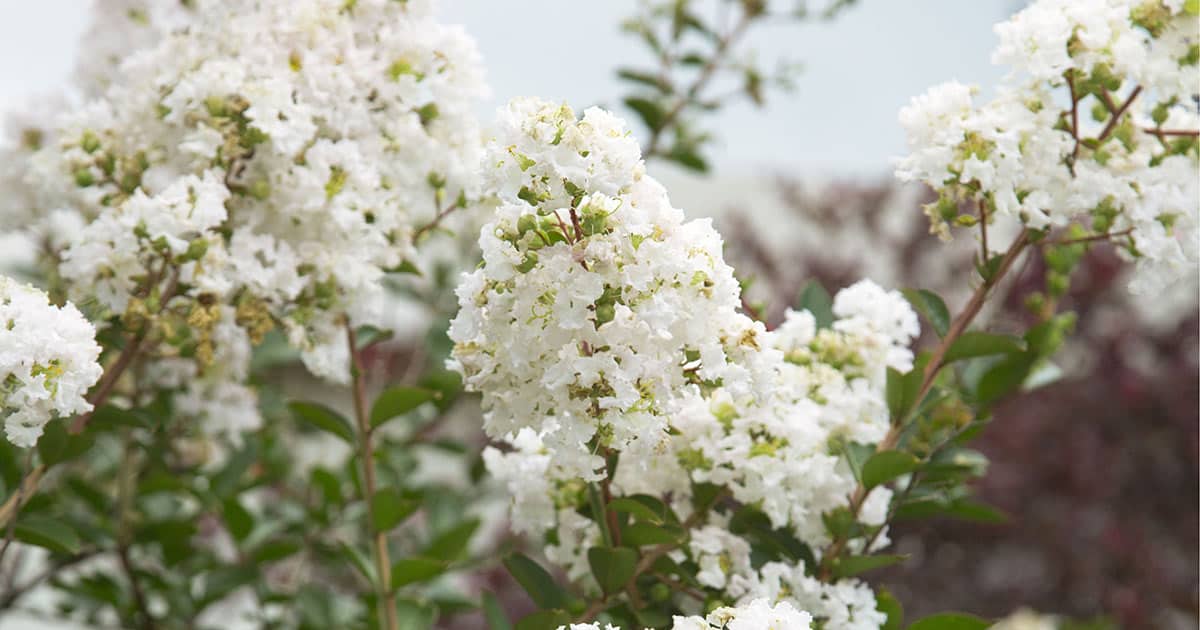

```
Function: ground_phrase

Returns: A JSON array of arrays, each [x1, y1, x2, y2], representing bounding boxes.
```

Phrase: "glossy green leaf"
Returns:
[[503, 553, 570, 610], [222, 498, 254, 542], [395, 597, 437, 630], [976, 354, 1035, 405], [13, 516, 80, 554], [371, 386, 436, 429], [587, 546, 638, 595], [371, 488, 420, 532], [907, 612, 990, 630], [288, 401, 355, 444], [902, 288, 950, 337], [943, 331, 1025, 364], [515, 610, 572, 630], [944, 499, 1008, 524], [392, 556, 446, 589], [831, 553, 906, 578], [861, 451, 921, 489], [796, 280, 834, 329], [622, 521, 686, 547], [481, 591, 513, 630], [423, 518, 479, 561], [624, 97, 666, 131], [878, 588, 904, 630], [608, 495, 672, 524]]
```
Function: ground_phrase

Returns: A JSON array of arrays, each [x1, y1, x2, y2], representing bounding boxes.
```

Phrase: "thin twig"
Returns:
[[1045, 228, 1134, 246], [817, 228, 1033, 580], [347, 324, 399, 630], [1097, 86, 1142, 142], [412, 199, 462, 245], [645, 13, 753, 158]]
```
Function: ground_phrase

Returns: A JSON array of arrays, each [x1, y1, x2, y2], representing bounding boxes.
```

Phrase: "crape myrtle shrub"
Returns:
[[0, 1, 1196, 630], [717, 181, 1199, 628]]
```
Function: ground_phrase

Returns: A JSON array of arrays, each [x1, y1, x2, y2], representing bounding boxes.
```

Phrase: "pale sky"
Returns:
[[0, 1, 1017, 177]]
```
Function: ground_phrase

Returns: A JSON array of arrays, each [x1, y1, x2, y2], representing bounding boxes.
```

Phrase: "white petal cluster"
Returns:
[[896, 0, 1199, 293], [16, 0, 487, 383], [728, 564, 885, 630], [462, 103, 914, 628], [561, 599, 813, 630], [0, 276, 103, 447], [451, 98, 765, 479]]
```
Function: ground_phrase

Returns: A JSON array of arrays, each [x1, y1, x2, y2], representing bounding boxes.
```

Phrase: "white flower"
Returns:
[[897, 0, 1199, 293], [14, 0, 488, 383], [0, 276, 103, 447]]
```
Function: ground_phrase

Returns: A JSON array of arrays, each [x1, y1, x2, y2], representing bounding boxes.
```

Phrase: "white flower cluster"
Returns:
[[12, 0, 487, 383], [561, 598, 812, 630], [0, 276, 103, 448], [451, 98, 768, 480], [896, 0, 1199, 294], [462, 101, 919, 628]]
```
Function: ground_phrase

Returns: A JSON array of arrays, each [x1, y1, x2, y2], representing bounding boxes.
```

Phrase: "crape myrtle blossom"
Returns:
[[896, 0, 1199, 294], [0, 276, 103, 448], [450, 98, 770, 480], [14, 0, 487, 383], [559, 598, 814, 629], [461, 100, 919, 628]]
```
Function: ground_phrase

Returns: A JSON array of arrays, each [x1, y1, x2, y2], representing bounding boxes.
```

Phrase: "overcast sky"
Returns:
[[0, 1, 1016, 177]]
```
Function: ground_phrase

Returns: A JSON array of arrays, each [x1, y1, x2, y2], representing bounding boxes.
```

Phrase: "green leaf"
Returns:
[[587, 546, 638, 595], [371, 386, 436, 429], [902, 289, 950, 337], [796, 280, 834, 329], [338, 541, 376, 584], [878, 588, 904, 630], [36, 421, 68, 467], [666, 145, 709, 173], [251, 537, 302, 563], [423, 518, 479, 561], [622, 521, 685, 547], [943, 331, 1025, 364], [288, 401, 355, 444], [503, 553, 570, 610], [481, 591, 513, 630], [371, 488, 420, 532], [13, 516, 80, 554], [976, 353, 1035, 405], [838, 441, 876, 484], [1185, 0, 1199, 15], [391, 556, 447, 589], [608, 495, 672, 524], [885, 368, 907, 421], [421, 370, 463, 412], [831, 553, 907, 578], [617, 68, 670, 93], [944, 499, 1008, 524], [907, 612, 990, 630], [395, 598, 437, 630], [222, 498, 254, 542], [861, 451, 921, 489], [515, 610, 572, 630], [623, 97, 666, 131]]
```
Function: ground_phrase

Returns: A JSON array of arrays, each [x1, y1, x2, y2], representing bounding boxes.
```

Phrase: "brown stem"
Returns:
[[347, 324, 399, 630], [1143, 127, 1199, 138], [817, 228, 1032, 580], [412, 198, 462, 245], [1097, 86, 1142, 142], [977, 199, 989, 259]]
